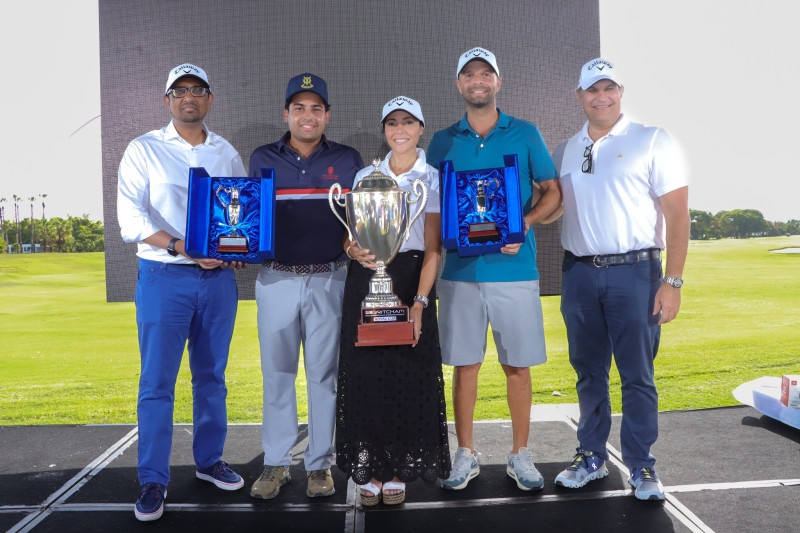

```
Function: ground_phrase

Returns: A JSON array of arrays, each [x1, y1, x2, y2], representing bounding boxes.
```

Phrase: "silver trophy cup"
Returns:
[[215, 185, 248, 253], [329, 159, 428, 309]]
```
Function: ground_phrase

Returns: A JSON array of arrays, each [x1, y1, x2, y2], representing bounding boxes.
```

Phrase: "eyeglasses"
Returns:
[[582, 144, 593, 173], [168, 86, 209, 98]]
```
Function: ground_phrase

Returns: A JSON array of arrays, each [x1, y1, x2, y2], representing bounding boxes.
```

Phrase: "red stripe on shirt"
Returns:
[[277, 188, 350, 195]]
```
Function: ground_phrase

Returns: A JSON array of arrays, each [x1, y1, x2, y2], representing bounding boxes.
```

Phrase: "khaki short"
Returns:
[[438, 278, 547, 368]]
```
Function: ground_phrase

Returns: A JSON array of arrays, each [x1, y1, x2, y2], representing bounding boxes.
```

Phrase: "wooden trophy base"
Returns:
[[468, 221, 499, 244], [356, 305, 417, 347], [217, 236, 248, 254]]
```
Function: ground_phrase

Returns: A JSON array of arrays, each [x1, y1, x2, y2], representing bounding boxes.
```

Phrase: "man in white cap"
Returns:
[[549, 58, 689, 500], [118, 63, 246, 521], [427, 47, 561, 492]]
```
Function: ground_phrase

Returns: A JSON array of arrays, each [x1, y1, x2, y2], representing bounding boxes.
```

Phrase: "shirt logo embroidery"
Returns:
[[323, 166, 338, 180], [301, 76, 314, 89]]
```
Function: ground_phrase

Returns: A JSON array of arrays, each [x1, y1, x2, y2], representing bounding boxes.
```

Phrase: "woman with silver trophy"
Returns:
[[333, 97, 451, 505]]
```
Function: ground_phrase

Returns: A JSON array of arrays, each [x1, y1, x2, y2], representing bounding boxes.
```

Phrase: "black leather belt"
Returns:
[[263, 259, 348, 274], [571, 248, 660, 268]]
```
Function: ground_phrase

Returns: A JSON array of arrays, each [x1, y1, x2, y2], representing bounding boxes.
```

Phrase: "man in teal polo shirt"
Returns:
[[427, 47, 561, 491]]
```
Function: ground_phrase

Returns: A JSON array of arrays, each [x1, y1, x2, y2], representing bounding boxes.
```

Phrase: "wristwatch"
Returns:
[[166, 237, 180, 257], [413, 294, 429, 308], [663, 277, 684, 289]]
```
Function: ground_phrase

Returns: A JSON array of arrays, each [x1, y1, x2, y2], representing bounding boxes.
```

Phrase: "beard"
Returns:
[[462, 89, 495, 109]]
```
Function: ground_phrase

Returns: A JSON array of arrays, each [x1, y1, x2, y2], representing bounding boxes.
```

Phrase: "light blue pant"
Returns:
[[135, 258, 237, 486], [255, 265, 346, 470], [560, 253, 662, 470]]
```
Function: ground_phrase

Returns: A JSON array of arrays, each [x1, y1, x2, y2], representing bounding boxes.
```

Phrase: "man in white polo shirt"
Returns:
[[549, 58, 689, 500]]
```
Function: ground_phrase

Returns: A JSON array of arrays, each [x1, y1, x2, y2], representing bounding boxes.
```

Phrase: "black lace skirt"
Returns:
[[335, 250, 451, 485]]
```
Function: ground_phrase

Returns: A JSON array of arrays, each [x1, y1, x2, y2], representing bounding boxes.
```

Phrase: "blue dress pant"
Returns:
[[560, 253, 661, 470], [135, 258, 237, 486]]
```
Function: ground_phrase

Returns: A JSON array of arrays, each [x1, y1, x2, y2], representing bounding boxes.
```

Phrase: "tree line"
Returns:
[[0, 195, 103, 253], [690, 209, 800, 240], [0, 197, 795, 253]]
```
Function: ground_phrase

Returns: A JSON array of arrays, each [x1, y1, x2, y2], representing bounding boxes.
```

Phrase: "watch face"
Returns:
[[667, 277, 683, 288]]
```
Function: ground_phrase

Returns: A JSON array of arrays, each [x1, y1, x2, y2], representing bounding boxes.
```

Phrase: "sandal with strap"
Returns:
[[381, 481, 406, 505], [359, 482, 381, 506]]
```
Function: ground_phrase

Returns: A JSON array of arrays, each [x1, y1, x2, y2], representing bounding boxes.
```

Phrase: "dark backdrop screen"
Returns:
[[100, 0, 599, 302]]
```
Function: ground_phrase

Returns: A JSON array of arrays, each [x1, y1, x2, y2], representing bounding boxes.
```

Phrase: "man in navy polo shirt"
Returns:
[[248, 73, 363, 500], [427, 47, 561, 492]]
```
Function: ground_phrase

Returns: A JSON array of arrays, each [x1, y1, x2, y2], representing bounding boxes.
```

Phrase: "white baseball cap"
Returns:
[[577, 58, 622, 90], [381, 96, 425, 125], [165, 63, 210, 95], [456, 47, 500, 78]]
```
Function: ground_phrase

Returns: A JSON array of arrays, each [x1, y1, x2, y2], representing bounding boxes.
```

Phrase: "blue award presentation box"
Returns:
[[439, 154, 524, 256], [185, 167, 276, 263]]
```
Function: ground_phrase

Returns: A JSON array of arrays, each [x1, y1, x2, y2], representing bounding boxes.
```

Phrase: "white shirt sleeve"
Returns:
[[117, 140, 160, 243], [650, 128, 689, 197]]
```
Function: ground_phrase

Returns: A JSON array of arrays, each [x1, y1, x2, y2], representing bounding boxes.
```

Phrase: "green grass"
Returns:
[[1, 236, 798, 425]]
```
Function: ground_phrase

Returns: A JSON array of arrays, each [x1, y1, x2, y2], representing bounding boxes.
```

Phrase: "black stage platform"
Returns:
[[2, 405, 799, 532]]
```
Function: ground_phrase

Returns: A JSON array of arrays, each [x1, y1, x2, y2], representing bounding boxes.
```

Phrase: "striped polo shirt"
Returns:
[[248, 132, 363, 265]]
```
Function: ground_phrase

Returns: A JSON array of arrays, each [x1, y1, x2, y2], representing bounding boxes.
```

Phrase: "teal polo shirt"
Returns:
[[427, 110, 557, 282]]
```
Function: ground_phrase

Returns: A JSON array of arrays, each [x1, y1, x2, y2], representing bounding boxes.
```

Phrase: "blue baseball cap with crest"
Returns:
[[285, 73, 328, 105]]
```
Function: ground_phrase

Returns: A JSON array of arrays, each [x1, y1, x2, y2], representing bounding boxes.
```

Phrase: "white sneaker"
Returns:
[[628, 467, 665, 500], [440, 447, 479, 490], [506, 447, 544, 490]]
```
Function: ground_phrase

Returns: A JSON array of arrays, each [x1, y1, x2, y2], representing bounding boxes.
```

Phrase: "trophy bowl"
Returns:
[[329, 159, 427, 345]]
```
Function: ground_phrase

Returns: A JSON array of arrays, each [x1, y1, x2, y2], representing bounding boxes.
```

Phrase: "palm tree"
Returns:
[[12, 194, 21, 251], [40, 193, 47, 220], [51, 218, 71, 252], [29, 196, 37, 253], [0, 197, 6, 249]]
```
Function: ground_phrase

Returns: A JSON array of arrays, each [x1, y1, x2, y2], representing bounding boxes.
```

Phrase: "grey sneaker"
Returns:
[[628, 467, 665, 500], [506, 447, 544, 490], [250, 465, 290, 500], [306, 468, 335, 497], [555, 449, 609, 488], [440, 447, 480, 490]]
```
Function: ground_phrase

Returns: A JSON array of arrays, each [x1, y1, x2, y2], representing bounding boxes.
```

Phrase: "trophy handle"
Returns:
[[406, 179, 428, 240], [487, 177, 501, 200], [328, 183, 353, 241]]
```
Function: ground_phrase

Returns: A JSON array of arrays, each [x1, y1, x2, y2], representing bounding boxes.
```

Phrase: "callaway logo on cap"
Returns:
[[381, 96, 425, 125], [456, 47, 500, 78], [577, 58, 622, 90], [165, 63, 210, 95]]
